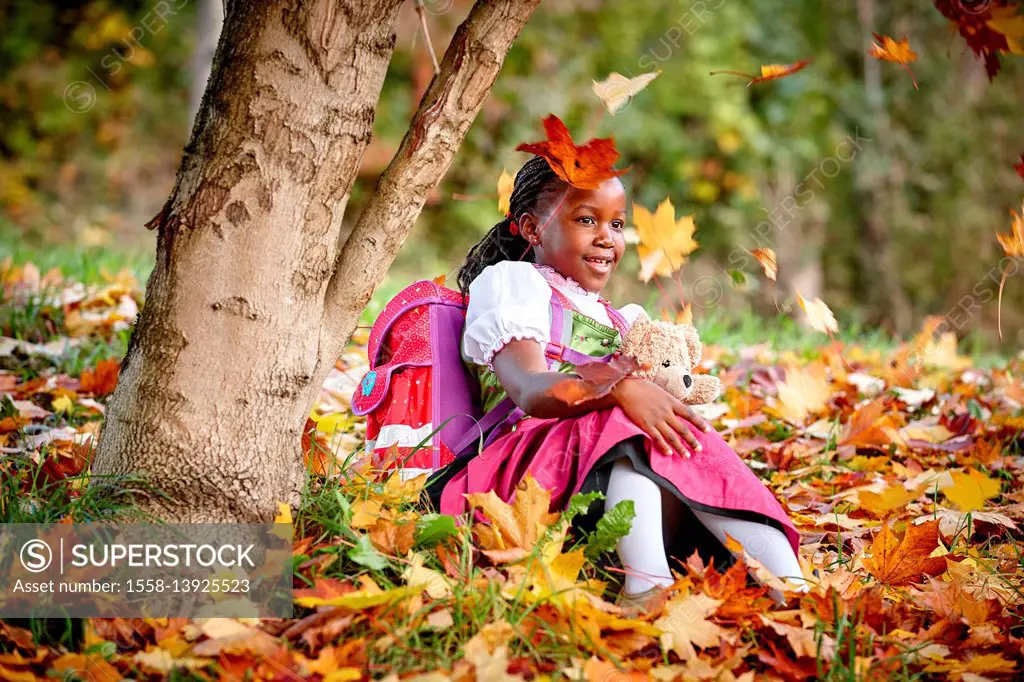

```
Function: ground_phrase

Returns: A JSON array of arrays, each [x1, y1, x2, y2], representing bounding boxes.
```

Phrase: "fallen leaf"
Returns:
[[515, 114, 629, 190], [941, 468, 1001, 512], [466, 473, 560, 560], [773, 362, 831, 425], [862, 520, 948, 586], [655, 591, 730, 660], [858, 485, 921, 518]]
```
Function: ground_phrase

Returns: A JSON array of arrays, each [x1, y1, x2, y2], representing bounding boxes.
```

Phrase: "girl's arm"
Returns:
[[491, 339, 712, 456]]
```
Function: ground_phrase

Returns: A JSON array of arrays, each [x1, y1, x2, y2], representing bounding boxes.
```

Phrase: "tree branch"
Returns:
[[318, 0, 540, 361]]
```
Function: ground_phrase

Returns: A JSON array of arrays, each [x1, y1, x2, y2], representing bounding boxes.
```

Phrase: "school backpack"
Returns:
[[351, 276, 629, 481]]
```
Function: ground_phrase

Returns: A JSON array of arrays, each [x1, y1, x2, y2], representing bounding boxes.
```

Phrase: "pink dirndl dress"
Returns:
[[430, 262, 799, 555]]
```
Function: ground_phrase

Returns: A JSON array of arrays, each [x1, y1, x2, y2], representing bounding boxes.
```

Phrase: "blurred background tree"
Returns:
[[2, 0, 1023, 349]]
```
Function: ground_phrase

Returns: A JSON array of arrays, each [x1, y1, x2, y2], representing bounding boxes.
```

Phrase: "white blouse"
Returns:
[[463, 261, 648, 367]]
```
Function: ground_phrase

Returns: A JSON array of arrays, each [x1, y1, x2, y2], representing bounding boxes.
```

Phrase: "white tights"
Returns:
[[604, 457, 805, 595]]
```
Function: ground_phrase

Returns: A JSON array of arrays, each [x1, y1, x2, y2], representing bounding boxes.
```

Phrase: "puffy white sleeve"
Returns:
[[463, 261, 552, 367], [618, 303, 649, 326]]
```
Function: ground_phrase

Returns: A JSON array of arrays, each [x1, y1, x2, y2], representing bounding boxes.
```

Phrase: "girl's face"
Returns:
[[521, 177, 627, 293]]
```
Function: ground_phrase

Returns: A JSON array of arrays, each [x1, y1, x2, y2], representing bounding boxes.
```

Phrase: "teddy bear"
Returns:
[[619, 318, 721, 405]]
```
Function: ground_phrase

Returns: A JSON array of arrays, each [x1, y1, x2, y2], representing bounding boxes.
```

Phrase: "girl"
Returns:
[[425, 154, 803, 609]]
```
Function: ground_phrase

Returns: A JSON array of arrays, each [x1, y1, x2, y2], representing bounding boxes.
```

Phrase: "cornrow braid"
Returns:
[[457, 155, 565, 295]]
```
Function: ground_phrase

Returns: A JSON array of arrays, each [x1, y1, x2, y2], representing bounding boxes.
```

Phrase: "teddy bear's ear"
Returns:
[[680, 325, 703, 368]]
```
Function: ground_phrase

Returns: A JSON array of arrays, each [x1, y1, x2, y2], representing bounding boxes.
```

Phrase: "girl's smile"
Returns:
[[520, 177, 627, 293]]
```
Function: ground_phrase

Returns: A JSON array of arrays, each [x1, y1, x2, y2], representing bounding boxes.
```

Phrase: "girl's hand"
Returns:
[[611, 377, 713, 458]]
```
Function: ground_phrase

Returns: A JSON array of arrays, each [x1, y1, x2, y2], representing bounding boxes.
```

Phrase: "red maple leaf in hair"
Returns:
[[1015, 154, 1024, 182], [515, 114, 630, 190]]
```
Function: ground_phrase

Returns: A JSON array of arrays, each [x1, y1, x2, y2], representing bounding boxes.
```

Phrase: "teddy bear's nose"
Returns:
[[683, 375, 692, 388]]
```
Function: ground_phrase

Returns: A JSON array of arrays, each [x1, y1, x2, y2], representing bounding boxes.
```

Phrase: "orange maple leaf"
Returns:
[[868, 33, 919, 89], [709, 60, 812, 86], [862, 519, 948, 586], [515, 114, 629, 190]]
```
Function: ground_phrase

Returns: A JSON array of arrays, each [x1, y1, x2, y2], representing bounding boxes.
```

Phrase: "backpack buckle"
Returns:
[[545, 342, 566, 361]]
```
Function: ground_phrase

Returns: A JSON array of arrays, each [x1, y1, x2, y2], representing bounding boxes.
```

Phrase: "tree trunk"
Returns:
[[90, 0, 539, 523]]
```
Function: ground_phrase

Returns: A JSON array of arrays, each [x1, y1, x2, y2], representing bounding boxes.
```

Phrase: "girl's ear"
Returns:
[[519, 213, 541, 246]]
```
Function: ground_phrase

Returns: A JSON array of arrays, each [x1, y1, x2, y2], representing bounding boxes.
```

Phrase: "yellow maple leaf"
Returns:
[[987, 8, 1024, 55], [857, 485, 921, 519], [796, 291, 838, 335], [941, 468, 1001, 512], [273, 501, 292, 525], [751, 248, 777, 282], [466, 473, 560, 561], [497, 168, 514, 215], [591, 70, 661, 114], [633, 198, 698, 283], [655, 591, 730, 660], [773, 361, 831, 425], [51, 395, 73, 413], [401, 551, 453, 599], [919, 332, 970, 370]]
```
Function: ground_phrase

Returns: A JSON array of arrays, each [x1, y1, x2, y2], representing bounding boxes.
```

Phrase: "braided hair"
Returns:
[[457, 155, 566, 295]]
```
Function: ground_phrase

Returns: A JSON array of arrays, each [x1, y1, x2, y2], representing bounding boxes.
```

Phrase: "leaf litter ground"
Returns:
[[2, 260, 1024, 681]]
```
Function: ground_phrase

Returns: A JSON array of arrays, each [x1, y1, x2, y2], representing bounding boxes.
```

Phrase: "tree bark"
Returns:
[[90, 0, 538, 523]]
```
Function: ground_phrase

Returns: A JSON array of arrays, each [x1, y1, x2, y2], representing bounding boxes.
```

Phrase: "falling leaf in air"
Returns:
[[862, 519, 948, 586], [868, 33, 919, 89], [987, 7, 1024, 55], [515, 114, 629, 190], [1013, 154, 1024, 181], [751, 248, 777, 282], [633, 197, 699, 282], [709, 60, 812, 86], [796, 291, 838, 335], [941, 468, 1001, 512], [591, 70, 661, 114], [550, 353, 638, 408], [661, 304, 693, 326], [996, 200, 1024, 339], [432, 274, 446, 287], [497, 168, 514, 215], [996, 200, 1024, 257]]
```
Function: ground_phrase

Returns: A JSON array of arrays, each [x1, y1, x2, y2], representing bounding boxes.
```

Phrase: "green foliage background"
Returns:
[[2, 0, 1023, 351]]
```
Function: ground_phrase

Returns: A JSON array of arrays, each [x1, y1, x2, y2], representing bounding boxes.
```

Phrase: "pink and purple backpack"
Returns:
[[352, 275, 629, 480]]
